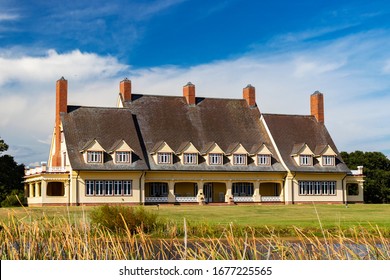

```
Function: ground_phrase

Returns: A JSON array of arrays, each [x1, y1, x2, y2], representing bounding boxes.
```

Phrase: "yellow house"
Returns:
[[24, 78, 364, 206]]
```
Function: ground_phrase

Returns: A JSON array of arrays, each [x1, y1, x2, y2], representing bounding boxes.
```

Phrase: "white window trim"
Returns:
[[115, 151, 132, 164], [257, 154, 271, 166], [158, 152, 172, 164], [87, 151, 103, 163], [322, 155, 335, 166], [299, 155, 312, 166], [183, 153, 198, 165], [233, 154, 247, 165], [209, 153, 223, 165]]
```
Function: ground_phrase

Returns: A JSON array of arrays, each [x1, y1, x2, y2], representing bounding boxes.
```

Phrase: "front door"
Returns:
[[204, 183, 213, 203]]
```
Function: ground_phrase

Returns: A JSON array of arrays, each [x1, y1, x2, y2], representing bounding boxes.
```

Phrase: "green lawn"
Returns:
[[1, 204, 389, 232]]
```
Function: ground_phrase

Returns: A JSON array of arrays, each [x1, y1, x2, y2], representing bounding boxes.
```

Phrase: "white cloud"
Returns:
[[2, 30, 390, 164], [0, 12, 19, 21]]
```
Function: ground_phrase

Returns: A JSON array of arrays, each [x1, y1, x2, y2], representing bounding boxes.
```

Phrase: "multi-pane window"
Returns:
[[209, 153, 223, 165], [123, 181, 132, 195], [298, 181, 336, 195], [149, 182, 168, 197], [158, 152, 172, 164], [233, 154, 246, 165], [257, 154, 271, 166], [322, 155, 335, 166], [95, 181, 104, 196], [232, 182, 254, 196], [87, 151, 103, 163], [183, 153, 197, 165], [114, 181, 122, 195], [116, 151, 131, 163], [105, 181, 113, 196], [85, 180, 132, 196], [299, 155, 312, 166], [86, 180, 94, 195]]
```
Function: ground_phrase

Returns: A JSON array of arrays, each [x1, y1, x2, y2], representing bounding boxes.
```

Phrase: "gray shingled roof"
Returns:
[[62, 106, 148, 171], [262, 114, 350, 173], [123, 94, 285, 172]]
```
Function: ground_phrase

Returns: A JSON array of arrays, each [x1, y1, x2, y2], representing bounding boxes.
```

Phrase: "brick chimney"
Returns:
[[183, 82, 195, 105], [310, 91, 324, 123], [52, 77, 67, 167], [120, 78, 131, 102], [243, 84, 256, 107]]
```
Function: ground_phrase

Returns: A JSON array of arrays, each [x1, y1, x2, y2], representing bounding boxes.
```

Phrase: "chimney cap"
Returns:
[[122, 77, 130, 82], [312, 90, 323, 95], [58, 76, 66, 81], [185, 82, 194, 86], [245, 84, 254, 88]]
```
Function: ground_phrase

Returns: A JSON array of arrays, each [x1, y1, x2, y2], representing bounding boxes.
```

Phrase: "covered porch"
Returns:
[[24, 165, 70, 206], [144, 178, 284, 205]]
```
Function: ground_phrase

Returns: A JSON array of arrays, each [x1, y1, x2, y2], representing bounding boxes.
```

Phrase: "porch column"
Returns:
[[253, 181, 261, 202], [64, 180, 69, 197], [41, 180, 47, 203], [29, 183, 34, 198], [24, 184, 29, 198], [168, 180, 175, 203], [225, 180, 232, 202], [284, 173, 294, 205], [197, 181, 204, 202], [35, 182, 40, 197]]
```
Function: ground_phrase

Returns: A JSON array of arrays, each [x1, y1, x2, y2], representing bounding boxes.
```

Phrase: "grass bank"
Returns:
[[1, 204, 390, 238], [0, 204, 389, 260]]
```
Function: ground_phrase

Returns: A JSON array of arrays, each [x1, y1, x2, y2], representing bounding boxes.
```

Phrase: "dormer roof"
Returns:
[[226, 143, 249, 155], [107, 139, 133, 154], [200, 142, 224, 155], [150, 141, 174, 154], [291, 143, 314, 156], [249, 143, 273, 156], [80, 139, 105, 153], [314, 144, 337, 156], [176, 141, 200, 154]]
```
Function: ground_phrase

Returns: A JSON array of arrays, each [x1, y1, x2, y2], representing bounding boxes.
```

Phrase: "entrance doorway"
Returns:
[[204, 183, 213, 203]]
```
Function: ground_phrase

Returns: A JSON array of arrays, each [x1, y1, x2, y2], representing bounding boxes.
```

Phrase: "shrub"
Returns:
[[89, 205, 158, 234], [1, 189, 26, 207]]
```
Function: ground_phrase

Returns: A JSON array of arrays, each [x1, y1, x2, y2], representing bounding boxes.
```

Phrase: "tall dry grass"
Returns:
[[0, 210, 389, 260]]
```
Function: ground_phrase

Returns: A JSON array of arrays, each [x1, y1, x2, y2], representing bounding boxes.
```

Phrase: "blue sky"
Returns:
[[1, 0, 390, 165]]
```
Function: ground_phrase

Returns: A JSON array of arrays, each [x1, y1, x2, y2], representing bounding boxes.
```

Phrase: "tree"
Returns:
[[341, 151, 390, 203], [0, 138, 9, 153], [0, 137, 25, 206]]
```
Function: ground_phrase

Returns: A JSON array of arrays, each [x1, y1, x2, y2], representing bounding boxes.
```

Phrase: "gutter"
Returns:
[[291, 171, 297, 205], [341, 173, 348, 206], [139, 171, 146, 205]]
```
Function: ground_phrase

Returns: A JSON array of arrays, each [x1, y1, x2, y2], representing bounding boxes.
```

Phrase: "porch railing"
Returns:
[[261, 196, 281, 202], [145, 197, 168, 203], [233, 196, 254, 202], [175, 196, 197, 203]]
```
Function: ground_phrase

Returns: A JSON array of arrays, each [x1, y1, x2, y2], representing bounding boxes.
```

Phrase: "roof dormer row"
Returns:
[[151, 141, 274, 166], [291, 143, 337, 167], [80, 139, 134, 164]]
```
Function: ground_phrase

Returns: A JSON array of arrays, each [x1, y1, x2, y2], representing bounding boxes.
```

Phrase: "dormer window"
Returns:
[[300, 155, 312, 166], [209, 153, 223, 165], [116, 151, 131, 163], [183, 153, 197, 165], [87, 151, 103, 163], [257, 154, 271, 166], [158, 152, 172, 164], [233, 154, 246, 165], [322, 155, 335, 166]]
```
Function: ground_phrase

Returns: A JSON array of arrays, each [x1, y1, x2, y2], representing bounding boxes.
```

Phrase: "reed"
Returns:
[[0, 209, 389, 260]]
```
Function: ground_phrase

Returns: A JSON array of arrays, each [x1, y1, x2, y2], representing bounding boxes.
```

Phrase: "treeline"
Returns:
[[0, 138, 25, 207], [341, 151, 390, 203]]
